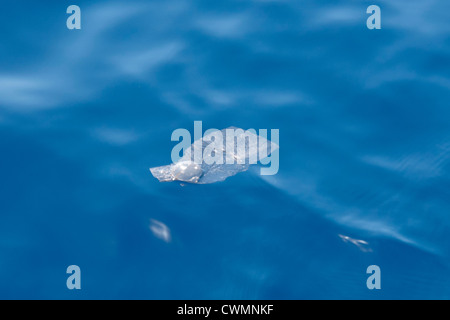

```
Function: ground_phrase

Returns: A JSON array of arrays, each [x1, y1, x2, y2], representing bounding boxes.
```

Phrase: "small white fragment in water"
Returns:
[[339, 234, 372, 252], [150, 219, 171, 243]]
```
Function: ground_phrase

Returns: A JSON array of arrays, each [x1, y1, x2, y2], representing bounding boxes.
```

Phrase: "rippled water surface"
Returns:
[[1, 0, 450, 299]]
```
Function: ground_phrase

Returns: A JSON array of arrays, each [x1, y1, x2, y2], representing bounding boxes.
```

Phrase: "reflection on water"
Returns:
[[0, 0, 450, 299]]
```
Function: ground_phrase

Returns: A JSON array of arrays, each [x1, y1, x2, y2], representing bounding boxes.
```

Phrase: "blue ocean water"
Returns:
[[0, 0, 450, 299]]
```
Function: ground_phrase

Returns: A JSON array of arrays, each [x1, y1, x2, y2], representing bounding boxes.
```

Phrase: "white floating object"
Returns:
[[338, 234, 372, 252], [149, 219, 171, 243], [150, 127, 278, 184]]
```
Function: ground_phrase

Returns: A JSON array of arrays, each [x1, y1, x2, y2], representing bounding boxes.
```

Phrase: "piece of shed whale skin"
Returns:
[[149, 127, 278, 184]]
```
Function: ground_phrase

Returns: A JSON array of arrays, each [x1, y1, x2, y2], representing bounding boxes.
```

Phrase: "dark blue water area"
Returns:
[[1, 0, 450, 299]]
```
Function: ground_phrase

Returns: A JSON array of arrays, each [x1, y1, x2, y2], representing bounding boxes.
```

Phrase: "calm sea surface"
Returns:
[[0, 0, 449, 299]]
